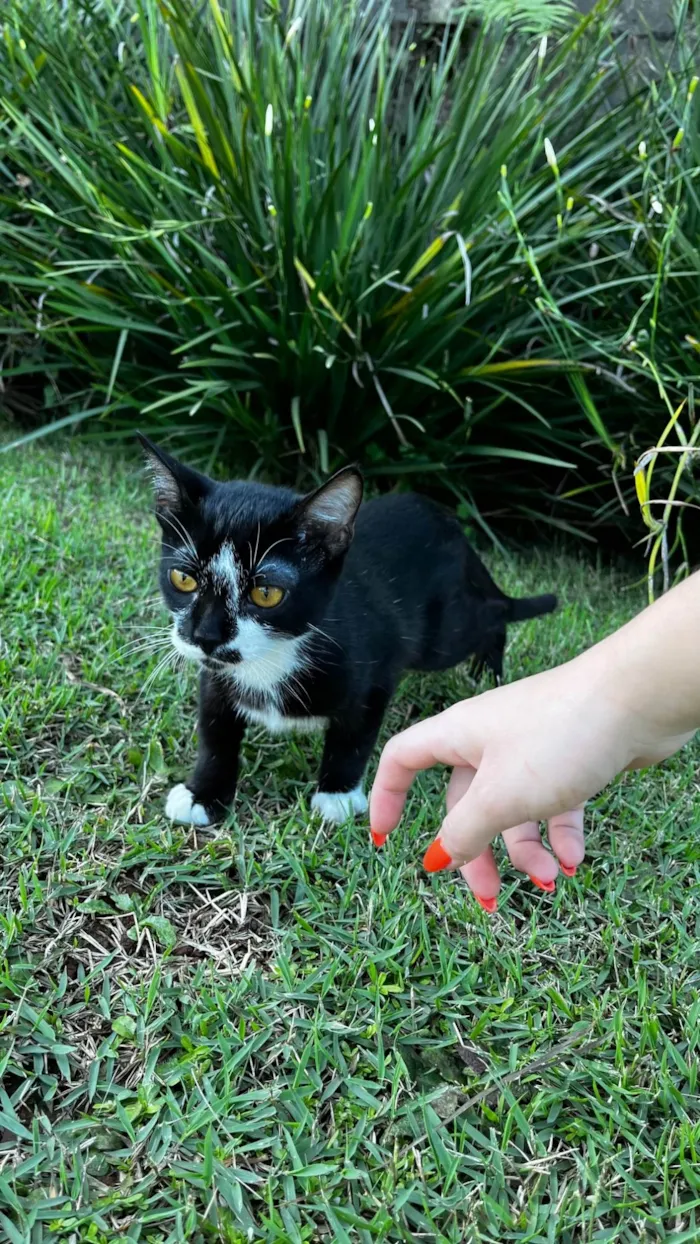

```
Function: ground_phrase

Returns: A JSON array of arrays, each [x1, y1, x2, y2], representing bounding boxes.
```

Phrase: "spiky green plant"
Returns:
[[465, 0, 576, 33], [496, 8, 700, 558], [0, 0, 648, 529]]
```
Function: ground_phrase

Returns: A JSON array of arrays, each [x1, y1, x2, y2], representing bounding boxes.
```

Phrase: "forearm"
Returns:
[[582, 570, 700, 746]]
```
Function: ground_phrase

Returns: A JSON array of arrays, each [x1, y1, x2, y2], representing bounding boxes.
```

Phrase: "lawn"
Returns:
[[2, 440, 700, 1244]]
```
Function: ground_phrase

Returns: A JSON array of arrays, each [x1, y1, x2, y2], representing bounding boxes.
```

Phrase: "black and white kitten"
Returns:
[[138, 435, 557, 826]]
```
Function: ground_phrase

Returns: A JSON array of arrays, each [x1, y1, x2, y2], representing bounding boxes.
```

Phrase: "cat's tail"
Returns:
[[508, 593, 558, 623]]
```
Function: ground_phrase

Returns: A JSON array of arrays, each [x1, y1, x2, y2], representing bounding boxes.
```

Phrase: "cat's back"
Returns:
[[323, 489, 513, 679], [349, 491, 464, 576]]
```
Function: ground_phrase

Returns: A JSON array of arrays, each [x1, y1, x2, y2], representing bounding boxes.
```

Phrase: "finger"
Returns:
[[460, 849, 501, 908], [370, 709, 479, 838], [502, 821, 559, 890], [426, 763, 537, 870], [547, 808, 585, 875], [446, 767, 501, 909], [446, 764, 476, 813]]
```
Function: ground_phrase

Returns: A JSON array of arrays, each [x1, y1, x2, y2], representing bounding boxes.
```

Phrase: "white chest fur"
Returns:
[[224, 620, 308, 693], [239, 705, 328, 734], [215, 621, 326, 734]]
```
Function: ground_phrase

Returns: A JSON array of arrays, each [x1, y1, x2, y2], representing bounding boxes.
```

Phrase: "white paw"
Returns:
[[165, 783, 211, 827], [311, 785, 368, 824]]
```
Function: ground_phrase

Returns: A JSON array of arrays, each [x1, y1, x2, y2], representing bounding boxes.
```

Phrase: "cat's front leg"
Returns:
[[166, 674, 245, 826], [312, 688, 392, 824]]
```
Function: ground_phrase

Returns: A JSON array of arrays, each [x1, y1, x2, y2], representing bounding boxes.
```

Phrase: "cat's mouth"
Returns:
[[204, 648, 242, 667], [170, 626, 241, 666]]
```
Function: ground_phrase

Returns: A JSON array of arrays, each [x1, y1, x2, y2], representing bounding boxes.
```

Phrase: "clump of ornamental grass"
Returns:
[[0, 0, 659, 534]]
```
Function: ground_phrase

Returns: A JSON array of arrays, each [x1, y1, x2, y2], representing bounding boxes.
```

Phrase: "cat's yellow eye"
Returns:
[[170, 568, 198, 593], [250, 584, 285, 609]]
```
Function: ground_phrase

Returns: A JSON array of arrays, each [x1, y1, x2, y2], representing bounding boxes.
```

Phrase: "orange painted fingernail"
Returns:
[[529, 875, 556, 892], [423, 839, 453, 873], [560, 863, 577, 877], [371, 830, 388, 848], [475, 894, 498, 914]]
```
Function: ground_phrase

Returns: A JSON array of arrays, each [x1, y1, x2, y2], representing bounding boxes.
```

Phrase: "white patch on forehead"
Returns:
[[209, 542, 241, 600]]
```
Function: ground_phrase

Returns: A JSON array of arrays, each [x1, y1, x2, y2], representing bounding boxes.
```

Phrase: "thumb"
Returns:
[[424, 764, 529, 871]]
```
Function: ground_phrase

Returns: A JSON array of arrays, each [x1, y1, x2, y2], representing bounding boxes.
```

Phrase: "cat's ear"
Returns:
[[297, 466, 363, 556], [137, 433, 211, 514]]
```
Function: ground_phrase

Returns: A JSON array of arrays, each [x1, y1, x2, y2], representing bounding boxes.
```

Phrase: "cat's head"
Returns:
[[138, 434, 362, 670]]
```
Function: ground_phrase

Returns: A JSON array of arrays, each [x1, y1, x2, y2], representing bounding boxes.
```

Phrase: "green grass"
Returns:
[[2, 438, 700, 1242]]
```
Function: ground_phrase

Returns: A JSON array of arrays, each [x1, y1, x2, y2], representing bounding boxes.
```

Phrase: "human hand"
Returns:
[[370, 641, 692, 909]]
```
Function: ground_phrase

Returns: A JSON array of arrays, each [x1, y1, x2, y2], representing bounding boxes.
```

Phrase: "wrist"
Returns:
[[571, 637, 660, 766], [584, 602, 699, 755]]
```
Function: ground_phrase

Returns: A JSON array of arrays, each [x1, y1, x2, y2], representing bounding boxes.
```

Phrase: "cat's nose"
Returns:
[[192, 621, 225, 655], [194, 635, 220, 655]]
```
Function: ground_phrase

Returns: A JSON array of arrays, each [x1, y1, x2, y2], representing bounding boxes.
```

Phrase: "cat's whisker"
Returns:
[[308, 623, 342, 651], [115, 638, 172, 661], [298, 636, 334, 677], [284, 675, 312, 714], [115, 623, 173, 647], [161, 511, 198, 563], [171, 649, 188, 678], [160, 541, 199, 570], [116, 627, 171, 646], [118, 636, 171, 650], [139, 648, 178, 700], [170, 513, 198, 560], [256, 535, 293, 570], [120, 621, 171, 636], [120, 622, 170, 631], [117, 633, 168, 645], [253, 521, 261, 568], [113, 648, 172, 673], [299, 633, 339, 672], [138, 660, 168, 699]]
